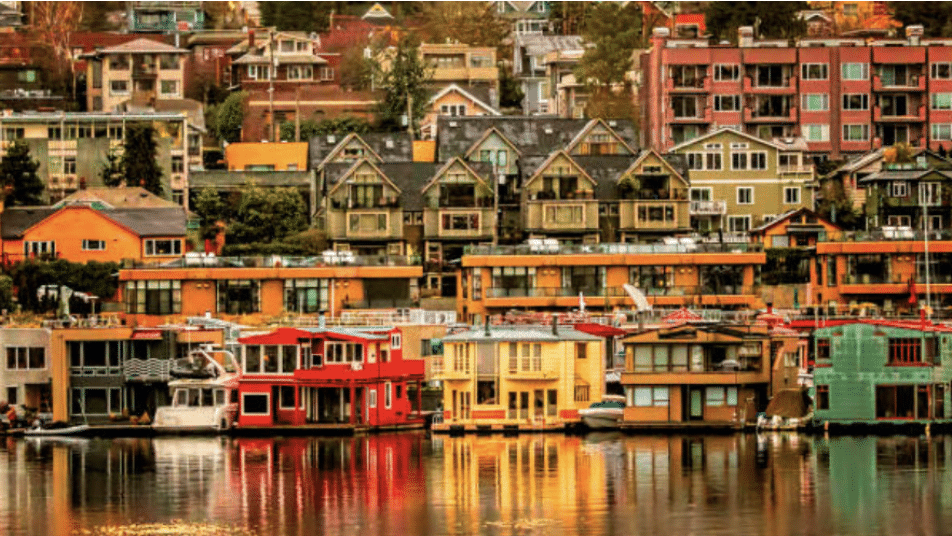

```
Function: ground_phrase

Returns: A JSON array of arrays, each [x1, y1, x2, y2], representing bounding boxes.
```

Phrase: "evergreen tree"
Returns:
[[0, 141, 44, 207], [376, 37, 432, 137], [100, 147, 124, 187], [705, 2, 808, 43], [228, 185, 307, 244], [259, 2, 335, 33], [121, 123, 164, 196], [216, 91, 247, 143], [192, 187, 229, 240]]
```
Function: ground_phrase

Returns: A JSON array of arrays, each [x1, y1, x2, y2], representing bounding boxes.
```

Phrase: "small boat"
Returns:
[[153, 345, 240, 434], [579, 395, 626, 430], [24, 423, 91, 437]]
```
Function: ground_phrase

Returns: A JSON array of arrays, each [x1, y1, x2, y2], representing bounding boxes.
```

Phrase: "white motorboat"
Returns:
[[578, 394, 626, 430], [152, 345, 240, 434], [24, 423, 91, 437]]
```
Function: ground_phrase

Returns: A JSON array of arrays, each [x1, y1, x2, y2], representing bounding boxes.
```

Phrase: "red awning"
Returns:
[[131, 329, 164, 340], [573, 323, 627, 338]]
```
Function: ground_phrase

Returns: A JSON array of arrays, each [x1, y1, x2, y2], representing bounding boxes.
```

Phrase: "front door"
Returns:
[[689, 388, 704, 420]]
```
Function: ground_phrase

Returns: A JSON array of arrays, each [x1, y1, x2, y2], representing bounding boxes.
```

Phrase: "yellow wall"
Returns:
[[226, 142, 309, 171]]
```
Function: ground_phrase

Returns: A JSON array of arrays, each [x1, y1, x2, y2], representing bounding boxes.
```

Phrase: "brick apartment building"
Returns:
[[640, 24, 952, 160]]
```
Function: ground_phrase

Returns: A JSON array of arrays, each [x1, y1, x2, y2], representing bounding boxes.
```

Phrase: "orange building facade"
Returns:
[[225, 142, 309, 171], [118, 256, 423, 326], [457, 243, 766, 323], [0, 205, 187, 265]]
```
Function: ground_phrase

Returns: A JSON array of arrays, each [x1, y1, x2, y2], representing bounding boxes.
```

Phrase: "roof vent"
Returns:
[[327, 135, 336, 144], [449, 121, 458, 127], [544, 126, 553, 134], [385, 139, 394, 149], [608, 120, 617, 127]]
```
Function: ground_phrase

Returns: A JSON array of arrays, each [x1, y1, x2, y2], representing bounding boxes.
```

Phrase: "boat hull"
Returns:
[[579, 408, 623, 430], [24, 424, 91, 437]]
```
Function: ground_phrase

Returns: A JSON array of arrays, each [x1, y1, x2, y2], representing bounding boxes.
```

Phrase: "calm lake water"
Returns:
[[0, 432, 950, 535]]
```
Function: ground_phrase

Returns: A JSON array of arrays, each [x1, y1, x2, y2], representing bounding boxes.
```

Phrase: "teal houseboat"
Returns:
[[813, 320, 952, 427]]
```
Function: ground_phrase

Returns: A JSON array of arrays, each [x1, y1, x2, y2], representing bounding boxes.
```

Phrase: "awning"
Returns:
[[132, 329, 164, 340]]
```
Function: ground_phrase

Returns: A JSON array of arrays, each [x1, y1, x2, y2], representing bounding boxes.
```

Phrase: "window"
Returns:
[[368, 389, 377, 408], [82, 239, 105, 251], [284, 279, 329, 314], [816, 385, 829, 410], [159, 54, 179, 70], [686, 153, 704, 170], [737, 187, 753, 205], [64, 157, 76, 175], [932, 63, 952, 79], [728, 215, 751, 233], [816, 338, 830, 360], [713, 64, 739, 81], [241, 393, 269, 415], [24, 241, 55, 257], [841, 63, 869, 80], [441, 213, 480, 231], [6, 347, 45, 370], [843, 124, 869, 141], [319, 67, 334, 80], [931, 93, 952, 111], [575, 342, 587, 360], [842, 94, 868, 110], [731, 152, 748, 170], [108, 125, 123, 139], [349, 213, 387, 233], [690, 187, 712, 202], [70, 387, 122, 416], [110, 80, 129, 94], [440, 104, 467, 116], [160, 80, 178, 96], [891, 181, 908, 197], [920, 182, 941, 206], [784, 187, 801, 205], [171, 156, 184, 173], [391, 333, 401, 349], [574, 385, 589, 402], [802, 94, 829, 111], [630, 386, 669, 407], [287, 65, 313, 80], [279, 386, 297, 409], [385, 381, 392, 409], [932, 124, 952, 141], [705, 386, 738, 406], [124, 280, 181, 315], [714, 95, 740, 111], [562, 266, 605, 295], [217, 279, 260, 314], [804, 124, 830, 142], [888, 338, 922, 365], [6, 386, 16, 405], [145, 239, 182, 256], [68, 340, 123, 375], [750, 152, 766, 170], [325, 342, 363, 364], [801, 63, 828, 80]]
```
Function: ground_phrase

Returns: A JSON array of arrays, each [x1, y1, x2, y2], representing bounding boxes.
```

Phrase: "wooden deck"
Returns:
[[431, 422, 569, 434]]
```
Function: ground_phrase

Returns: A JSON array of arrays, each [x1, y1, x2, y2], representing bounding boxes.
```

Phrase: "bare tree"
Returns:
[[29, 2, 85, 99]]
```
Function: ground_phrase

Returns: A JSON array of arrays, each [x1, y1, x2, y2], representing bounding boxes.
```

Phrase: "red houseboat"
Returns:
[[235, 326, 426, 430]]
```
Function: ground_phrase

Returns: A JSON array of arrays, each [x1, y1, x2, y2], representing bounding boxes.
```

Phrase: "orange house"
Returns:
[[118, 254, 423, 327], [1, 205, 187, 265], [225, 142, 309, 171]]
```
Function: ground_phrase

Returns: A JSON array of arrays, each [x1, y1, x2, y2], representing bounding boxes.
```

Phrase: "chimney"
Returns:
[[248, 28, 255, 49], [738, 26, 754, 48], [907, 25, 923, 46], [767, 302, 773, 315], [319, 311, 326, 328], [551, 314, 558, 336]]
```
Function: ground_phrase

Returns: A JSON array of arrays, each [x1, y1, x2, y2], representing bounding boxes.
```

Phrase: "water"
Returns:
[[0, 432, 950, 536]]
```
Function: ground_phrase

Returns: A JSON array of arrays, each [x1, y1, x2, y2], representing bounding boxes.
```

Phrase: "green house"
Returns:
[[813, 321, 952, 425]]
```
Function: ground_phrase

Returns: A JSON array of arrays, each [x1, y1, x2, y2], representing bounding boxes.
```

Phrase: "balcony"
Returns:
[[618, 200, 688, 231], [429, 208, 494, 239], [526, 197, 599, 232], [743, 75, 797, 94], [743, 106, 797, 123], [874, 104, 926, 122], [690, 200, 727, 215], [666, 106, 712, 123], [124, 358, 171, 382], [873, 74, 925, 92], [133, 65, 158, 78], [464, 241, 763, 256], [665, 76, 710, 93]]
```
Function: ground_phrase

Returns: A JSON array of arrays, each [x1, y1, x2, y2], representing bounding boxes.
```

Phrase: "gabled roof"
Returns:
[[622, 150, 689, 186], [53, 187, 180, 210], [421, 157, 491, 194], [362, 2, 394, 20], [859, 168, 952, 182], [565, 118, 636, 156], [327, 158, 402, 197], [88, 37, 187, 55], [429, 84, 500, 116], [525, 150, 597, 188], [749, 207, 840, 234], [318, 132, 384, 168], [515, 34, 584, 56], [463, 127, 523, 160], [191, 170, 314, 189], [310, 131, 413, 167], [233, 53, 326, 65], [669, 127, 793, 153], [1, 206, 187, 239]]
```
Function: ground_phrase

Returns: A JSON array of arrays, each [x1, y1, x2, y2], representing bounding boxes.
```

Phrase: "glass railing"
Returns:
[[465, 242, 763, 256], [129, 254, 418, 269]]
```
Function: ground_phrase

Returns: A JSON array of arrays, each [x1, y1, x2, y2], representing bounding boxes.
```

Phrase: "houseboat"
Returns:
[[152, 345, 241, 433], [233, 325, 426, 431]]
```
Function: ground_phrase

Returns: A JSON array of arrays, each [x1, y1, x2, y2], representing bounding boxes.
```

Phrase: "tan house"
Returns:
[[421, 84, 500, 140], [669, 128, 815, 235], [82, 38, 189, 112]]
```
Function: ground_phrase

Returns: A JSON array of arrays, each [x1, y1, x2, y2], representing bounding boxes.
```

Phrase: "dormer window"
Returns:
[[280, 40, 295, 53]]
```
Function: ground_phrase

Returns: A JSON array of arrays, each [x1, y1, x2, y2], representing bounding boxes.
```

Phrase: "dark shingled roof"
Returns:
[[375, 163, 439, 211], [191, 170, 315, 189], [1, 207, 186, 239], [859, 168, 952, 182], [309, 132, 414, 168], [436, 117, 639, 161], [574, 155, 638, 200]]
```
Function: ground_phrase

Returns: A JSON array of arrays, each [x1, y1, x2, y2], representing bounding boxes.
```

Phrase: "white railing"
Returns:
[[689, 200, 727, 215]]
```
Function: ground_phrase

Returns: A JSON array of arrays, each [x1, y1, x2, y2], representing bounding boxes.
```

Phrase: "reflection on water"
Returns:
[[0, 433, 951, 535]]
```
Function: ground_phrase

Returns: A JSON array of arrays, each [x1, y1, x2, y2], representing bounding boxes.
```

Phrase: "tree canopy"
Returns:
[[417, 2, 510, 49], [891, 2, 952, 37], [121, 123, 164, 197], [577, 2, 643, 87], [0, 141, 44, 207], [279, 117, 371, 142], [259, 2, 336, 33], [704, 2, 808, 43], [376, 37, 432, 137], [192, 185, 308, 246], [216, 91, 247, 143]]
